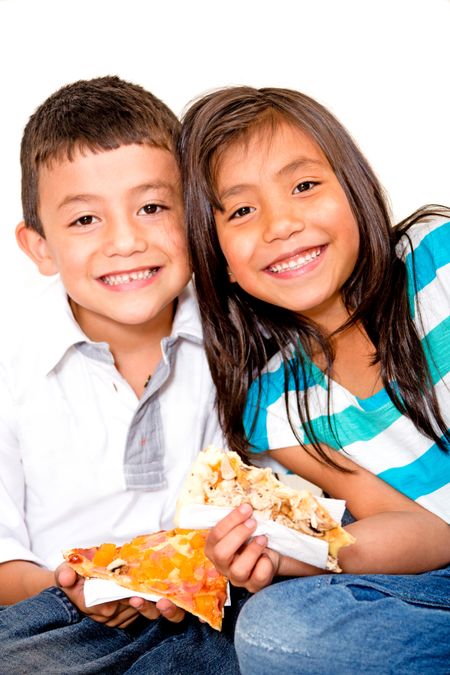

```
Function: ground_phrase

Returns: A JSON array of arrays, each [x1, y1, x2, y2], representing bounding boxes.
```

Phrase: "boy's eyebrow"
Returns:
[[219, 158, 325, 202], [57, 182, 178, 210]]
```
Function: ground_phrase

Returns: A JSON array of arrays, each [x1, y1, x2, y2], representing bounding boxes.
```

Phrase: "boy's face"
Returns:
[[21, 144, 190, 339]]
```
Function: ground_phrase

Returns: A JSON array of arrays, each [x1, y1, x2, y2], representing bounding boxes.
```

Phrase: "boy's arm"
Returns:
[[0, 367, 52, 603], [0, 560, 56, 604]]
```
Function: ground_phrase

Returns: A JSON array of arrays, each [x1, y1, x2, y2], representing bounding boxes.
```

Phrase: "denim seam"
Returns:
[[45, 586, 81, 623], [342, 581, 450, 611]]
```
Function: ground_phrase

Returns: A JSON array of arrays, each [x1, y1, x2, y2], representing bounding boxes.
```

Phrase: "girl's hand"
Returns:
[[205, 503, 281, 593]]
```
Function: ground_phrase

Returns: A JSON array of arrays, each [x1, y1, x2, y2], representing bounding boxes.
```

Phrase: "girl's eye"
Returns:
[[293, 181, 317, 194], [230, 206, 255, 220], [138, 203, 164, 215], [72, 215, 99, 227]]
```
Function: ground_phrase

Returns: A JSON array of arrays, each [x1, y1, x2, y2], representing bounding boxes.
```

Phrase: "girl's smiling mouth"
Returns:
[[265, 245, 326, 275]]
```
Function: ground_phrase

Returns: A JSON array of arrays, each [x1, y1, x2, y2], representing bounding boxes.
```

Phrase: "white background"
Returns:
[[0, 0, 449, 308]]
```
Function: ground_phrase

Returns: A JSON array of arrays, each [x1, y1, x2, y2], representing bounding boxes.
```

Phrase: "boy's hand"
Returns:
[[56, 563, 185, 626], [55, 563, 139, 628], [129, 596, 185, 623], [205, 503, 281, 593]]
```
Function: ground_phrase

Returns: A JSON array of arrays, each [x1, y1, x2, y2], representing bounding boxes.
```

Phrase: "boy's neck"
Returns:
[[70, 299, 176, 398]]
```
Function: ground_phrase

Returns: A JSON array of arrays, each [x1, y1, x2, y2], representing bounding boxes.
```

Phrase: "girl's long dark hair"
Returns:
[[179, 86, 450, 466]]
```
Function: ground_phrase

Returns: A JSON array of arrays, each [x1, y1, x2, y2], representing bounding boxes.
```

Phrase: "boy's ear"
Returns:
[[15, 221, 58, 276]]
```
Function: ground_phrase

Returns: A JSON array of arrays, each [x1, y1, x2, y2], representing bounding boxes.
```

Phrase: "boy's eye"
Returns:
[[229, 206, 255, 220], [293, 181, 317, 193], [72, 215, 99, 227], [138, 203, 164, 215]]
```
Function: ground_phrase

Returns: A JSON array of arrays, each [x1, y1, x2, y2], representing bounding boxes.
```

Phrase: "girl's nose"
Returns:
[[262, 204, 306, 243]]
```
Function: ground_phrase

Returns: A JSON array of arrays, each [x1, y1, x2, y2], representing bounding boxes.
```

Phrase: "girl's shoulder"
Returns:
[[395, 214, 450, 268]]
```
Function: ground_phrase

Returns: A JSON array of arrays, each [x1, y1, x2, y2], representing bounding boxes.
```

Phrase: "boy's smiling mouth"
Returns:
[[99, 266, 160, 287], [265, 246, 325, 274]]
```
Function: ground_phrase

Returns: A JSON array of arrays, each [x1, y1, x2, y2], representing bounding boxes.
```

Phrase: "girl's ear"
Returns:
[[227, 267, 237, 283], [15, 221, 58, 276]]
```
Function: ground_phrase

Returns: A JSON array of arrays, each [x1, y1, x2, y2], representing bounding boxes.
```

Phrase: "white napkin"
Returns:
[[84, 578, 165, 607], [83, 576, 231, 608], [176, 497, 346, 570]]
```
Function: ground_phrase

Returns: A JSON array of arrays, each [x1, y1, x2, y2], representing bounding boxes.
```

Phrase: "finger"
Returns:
[[227, 536, 268, 584], [93, 606, 139, 628], [206, 504, 253, 548], [208, 519, 258, 570], [245, 553, 277, 594], [129, 598, 161, 621], [55, 564, 78, 589], [93, 601, 124, 620], [156, 598, 185, 623]]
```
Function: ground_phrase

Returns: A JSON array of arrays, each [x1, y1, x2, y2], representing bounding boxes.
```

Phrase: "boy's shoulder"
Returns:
[[0, 277, 83, 386], [170, 281, 203, 342]]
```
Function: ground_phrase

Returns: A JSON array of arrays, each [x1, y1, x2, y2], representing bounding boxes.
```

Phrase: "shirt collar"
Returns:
[[37, 278, 203, 375]]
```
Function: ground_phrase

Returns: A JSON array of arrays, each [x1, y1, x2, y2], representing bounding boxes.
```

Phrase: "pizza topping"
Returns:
[[220, 454, 237, 480], [176, 447, 356, 571], [64, 528, 228, 630], [107, 558, 127, 572]]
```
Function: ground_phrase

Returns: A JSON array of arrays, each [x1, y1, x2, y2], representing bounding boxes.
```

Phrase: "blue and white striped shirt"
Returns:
[[244, 217, 450, 522]]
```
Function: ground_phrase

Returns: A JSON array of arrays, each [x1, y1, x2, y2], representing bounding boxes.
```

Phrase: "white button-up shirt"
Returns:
[[0, 279, 224, 569]]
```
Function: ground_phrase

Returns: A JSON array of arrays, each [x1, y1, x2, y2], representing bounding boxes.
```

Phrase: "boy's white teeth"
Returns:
[[268, 248, 321, 273], [101, 268, 158, 285]]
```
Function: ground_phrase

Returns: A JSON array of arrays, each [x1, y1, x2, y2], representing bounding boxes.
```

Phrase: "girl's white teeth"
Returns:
[[102, 268, 157, 285], [268, 248, 321, 273]]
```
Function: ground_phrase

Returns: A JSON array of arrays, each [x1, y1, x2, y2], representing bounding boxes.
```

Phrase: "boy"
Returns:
[[0, 76, 243, 673]]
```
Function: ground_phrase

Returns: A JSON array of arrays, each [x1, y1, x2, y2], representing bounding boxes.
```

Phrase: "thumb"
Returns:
[[56, 564, 78, 589]]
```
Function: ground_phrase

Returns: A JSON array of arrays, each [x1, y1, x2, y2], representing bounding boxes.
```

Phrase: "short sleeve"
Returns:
[[243, 353, 307, 452]]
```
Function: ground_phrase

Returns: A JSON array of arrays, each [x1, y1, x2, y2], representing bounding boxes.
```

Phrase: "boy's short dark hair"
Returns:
[[21, 75, 180, 236]]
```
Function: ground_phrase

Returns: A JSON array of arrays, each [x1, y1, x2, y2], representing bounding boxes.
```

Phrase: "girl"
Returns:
[[179, 87, 450, 673]]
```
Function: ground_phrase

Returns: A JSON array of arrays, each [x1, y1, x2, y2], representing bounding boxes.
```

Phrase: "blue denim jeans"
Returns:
[[235, 564, 450, 674], [0, 585, 250, 674]]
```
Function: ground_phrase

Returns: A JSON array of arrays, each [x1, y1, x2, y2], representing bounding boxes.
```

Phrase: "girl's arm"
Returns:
[[205, 444, 450, 591], [272, 444, 450, 574]]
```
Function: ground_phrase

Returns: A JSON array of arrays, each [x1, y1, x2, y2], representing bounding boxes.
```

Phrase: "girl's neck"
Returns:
[[314, 321, 383, 399]]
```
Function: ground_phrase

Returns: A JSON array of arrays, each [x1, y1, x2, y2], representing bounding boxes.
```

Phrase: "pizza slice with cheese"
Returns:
[[64, 528, 228, 630], [176, 447, 355, 572]]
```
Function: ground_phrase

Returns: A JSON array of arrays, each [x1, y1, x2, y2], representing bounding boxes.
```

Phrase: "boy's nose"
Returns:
[[103, 221, 146, 257]]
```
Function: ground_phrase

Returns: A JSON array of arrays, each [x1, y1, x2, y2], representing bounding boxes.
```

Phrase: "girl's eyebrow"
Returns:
[[276, 157, 325, 178], [219, 158, 326, 202]]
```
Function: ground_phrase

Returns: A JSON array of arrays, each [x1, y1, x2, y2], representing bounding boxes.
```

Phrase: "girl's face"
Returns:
[[213, 121, 360, 329]]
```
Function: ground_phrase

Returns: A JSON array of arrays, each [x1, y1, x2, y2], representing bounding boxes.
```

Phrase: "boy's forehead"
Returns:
[[37, 143, 182, 210], [39, 141, 178, 172]]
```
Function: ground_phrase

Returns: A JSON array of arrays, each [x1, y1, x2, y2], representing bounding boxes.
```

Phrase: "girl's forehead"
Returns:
[[214, 120, 329, 180]]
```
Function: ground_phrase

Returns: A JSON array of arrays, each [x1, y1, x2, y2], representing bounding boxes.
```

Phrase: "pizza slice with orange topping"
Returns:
[[64, 528, 227, 630]]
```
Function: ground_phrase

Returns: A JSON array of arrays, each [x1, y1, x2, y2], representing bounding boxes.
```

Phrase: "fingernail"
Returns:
[[239, 503, 252, 515], [244, 517, 256, 529], [255, 535, 267, 546]]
